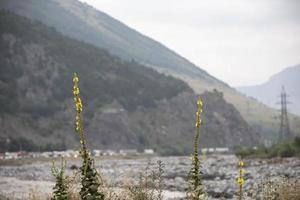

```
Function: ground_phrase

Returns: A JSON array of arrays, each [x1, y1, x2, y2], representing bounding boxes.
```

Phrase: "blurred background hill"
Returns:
[[238, 64, 300, 116], [0, 0, 299, 152], [0, 11, 258, 153]]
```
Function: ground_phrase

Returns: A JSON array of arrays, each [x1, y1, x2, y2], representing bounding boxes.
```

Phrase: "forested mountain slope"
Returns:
[[0, 12, 258, 153]]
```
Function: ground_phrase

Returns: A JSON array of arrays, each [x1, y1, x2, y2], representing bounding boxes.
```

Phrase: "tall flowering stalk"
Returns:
[[236, 160, 245, 200], [73, 73, 104, 200], [187, 98, 207, 200]]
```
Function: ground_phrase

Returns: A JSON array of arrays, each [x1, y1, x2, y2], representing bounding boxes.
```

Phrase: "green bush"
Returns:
[[278, 143, 295, 157], [51, 159, 69, 200], [235, 136, 300, 158]]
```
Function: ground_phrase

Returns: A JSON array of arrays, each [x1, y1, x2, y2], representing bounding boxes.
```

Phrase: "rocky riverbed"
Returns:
[[0, 154, 299, 199]]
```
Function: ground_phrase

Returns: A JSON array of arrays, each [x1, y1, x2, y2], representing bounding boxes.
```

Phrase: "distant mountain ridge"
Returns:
[[0, 11, 259, 153], [0, 0, 218, 81], [1, 0, 300, 140], [238, 64, 300, 116]]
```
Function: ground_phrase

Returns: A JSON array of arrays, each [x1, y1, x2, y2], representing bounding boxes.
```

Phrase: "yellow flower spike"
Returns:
[[73, 88, 80, 95], [196, 99, 203, 106], [73, 75, 79, 83], [187, 97, 205, 198], [72, 73, 86, 149], [238, 161, 244, 167], [236, 159, 245, 199], [237, 178, 244, 186], [240, 178, 244, 186], [195, 97, 203, 128], [72, 73, 104, 198]]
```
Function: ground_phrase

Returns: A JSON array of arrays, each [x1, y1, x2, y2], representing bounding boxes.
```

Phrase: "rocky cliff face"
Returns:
[[0, 12, 259, 153]]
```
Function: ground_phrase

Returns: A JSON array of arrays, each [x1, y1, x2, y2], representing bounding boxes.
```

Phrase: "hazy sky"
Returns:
[[79, 0, 300, 86]]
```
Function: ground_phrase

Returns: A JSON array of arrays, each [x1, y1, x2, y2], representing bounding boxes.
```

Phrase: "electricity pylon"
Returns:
[[277, 86, 291, 142]]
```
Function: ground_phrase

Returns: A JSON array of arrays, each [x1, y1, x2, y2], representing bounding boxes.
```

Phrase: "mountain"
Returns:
[[238, 64, 300, 116], [0, 0, 216, 80], [0, 11, 258, 153], [1, 0, 300, 141]]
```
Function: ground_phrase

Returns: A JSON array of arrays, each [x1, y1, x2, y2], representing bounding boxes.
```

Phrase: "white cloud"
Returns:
[[79, 0, 300, 86]]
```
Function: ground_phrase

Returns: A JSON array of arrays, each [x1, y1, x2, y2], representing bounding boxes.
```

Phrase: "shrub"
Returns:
[[51, 158, 69, 200], [278, 143, 295, 157], [124, 160, 165, 200], [249, 176, 300, 200]]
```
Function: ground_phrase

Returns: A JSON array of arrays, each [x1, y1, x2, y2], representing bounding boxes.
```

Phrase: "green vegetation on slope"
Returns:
[[0, 11, 259, 152], [1, 0, 296, 142], [0, 11, 195, 151], [0, 11, 192, 115]]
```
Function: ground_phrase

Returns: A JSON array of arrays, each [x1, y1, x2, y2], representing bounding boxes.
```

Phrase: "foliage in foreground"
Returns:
[[236, 160, 245, 200], [72, 73, 104, 200], [51, 159, 69, 200], [247, 176, 300, 200], [186, 98, 207, 200], [123, 160, 165, 200]]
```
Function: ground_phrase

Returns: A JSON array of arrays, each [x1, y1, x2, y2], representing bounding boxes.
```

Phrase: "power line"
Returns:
[[277, 86, 292, 142]]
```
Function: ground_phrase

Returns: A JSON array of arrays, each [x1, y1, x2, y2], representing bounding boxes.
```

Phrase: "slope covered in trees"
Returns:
[[0, 11, 258, 153]]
